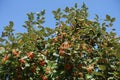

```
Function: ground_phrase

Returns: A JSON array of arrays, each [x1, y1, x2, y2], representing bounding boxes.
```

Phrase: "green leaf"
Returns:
[[93, 72, 104, 77], [38, 19, 45, 24], [0, 38, 5, 42], [9, 21, 14, 27], [109, 23, 113, 27], [111, 18, 115, 22], [56, 15, 60, 20], [0, 47, 5, 53], [52, 11, 56, 15], [57, 8, 61, 13], [86, 74, 92, 79], [106, 14, 111, 21], [8, 35, 14, 41], [94, 14, 99, 21], [64, 7, 69, 12], [102, 27, 106, 31], [107, 77, 114, 80], [99, 65, 106, 71], [41, 10, 45, 15], [75, 3, 78, 8], [112, 28, 116, 31], [116, 53, 120, 59], [27, 12, 34, 21]]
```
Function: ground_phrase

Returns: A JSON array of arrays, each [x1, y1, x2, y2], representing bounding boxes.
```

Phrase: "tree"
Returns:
[[0, 3, 120, 80]]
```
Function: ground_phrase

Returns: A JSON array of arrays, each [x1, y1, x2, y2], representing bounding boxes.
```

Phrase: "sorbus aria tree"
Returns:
[[0, 3, 120, 80]]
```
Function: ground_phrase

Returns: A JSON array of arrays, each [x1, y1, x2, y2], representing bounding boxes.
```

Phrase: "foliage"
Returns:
[[0, 3, 120, 80]]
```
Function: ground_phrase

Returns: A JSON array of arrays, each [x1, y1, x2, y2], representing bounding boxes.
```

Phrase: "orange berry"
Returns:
[[39, 60, 46, 66], [72, 36, 76, 41], [43, 51, 48, 56], [31, 67, 36, 73], [87, 48, 93, 53], [3, 54, 9, 62], [53, 37, 58, 42], [74, 71, 79, 77], [117, 62, 120, 65], [19, 58, 26, 64], [78, 63, 82, 68], [0, 47, 3, 50], [27, 52, 34, 59], [58, 34, 63, 39], [42, 76, 48, 80], [45, 67, 52, 74], [59, 49, 65, 56], [79, 72, 83, 78], [64, 64, 71, 71], [86, 68, 92, 73], [61, 42, 71, 49], [12, 49, 20, 57], [86, 64, 94, 73], [81, 43, 87, 49]]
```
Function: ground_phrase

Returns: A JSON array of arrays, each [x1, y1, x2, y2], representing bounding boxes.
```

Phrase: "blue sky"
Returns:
[[0, 0, 120, 36]]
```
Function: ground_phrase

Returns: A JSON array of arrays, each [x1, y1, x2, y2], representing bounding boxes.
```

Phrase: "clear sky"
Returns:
[[0, 0, 120, 36]]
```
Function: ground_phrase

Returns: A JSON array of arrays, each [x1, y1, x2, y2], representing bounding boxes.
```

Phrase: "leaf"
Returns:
[[107, 77, 114, 80], [75, 3, 78, 8], [55, 15, 60, 20], [52, 11, 56, 15], [99, 65, 106, 71], [0, 47, 5, 53], [116, 53, 120, 59], [94, 14, 99, 21], [111, 18, 115, 22], [86, 74, 92, 79], [38, 19, 45, 24], [57, 8, 61, 13], [64, 7, 69, 12], [27, 12, 34, 21], [109, 23, 113, 27], [41, 10, 45, 15], [102, 22, 106, 27], [106, 14, 111, 21], [93, 72, 104, 77], [8, 35, 14, 41], [112, 28, 116, 31], [102, 27, 106, 31], [0, 38, 5, 42], [9, 21, 14, 27]]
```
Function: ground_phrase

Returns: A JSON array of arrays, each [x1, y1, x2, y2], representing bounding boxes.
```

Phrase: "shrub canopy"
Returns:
[[0, 3, 120, 80]]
